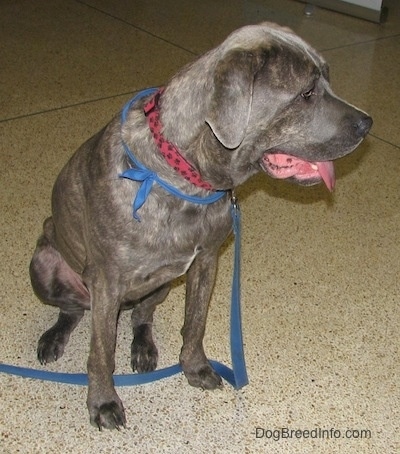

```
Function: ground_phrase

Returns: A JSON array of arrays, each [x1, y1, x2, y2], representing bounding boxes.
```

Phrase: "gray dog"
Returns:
[[30, 22, 372, 429]]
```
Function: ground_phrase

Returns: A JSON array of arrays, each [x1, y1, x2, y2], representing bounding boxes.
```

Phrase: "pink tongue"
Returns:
[[316, 161, 335, 192]]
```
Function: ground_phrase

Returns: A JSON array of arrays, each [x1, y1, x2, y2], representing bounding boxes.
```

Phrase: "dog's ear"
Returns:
[[206, 50, 263, 149]]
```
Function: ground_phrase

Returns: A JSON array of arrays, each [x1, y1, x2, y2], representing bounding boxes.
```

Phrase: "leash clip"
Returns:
[[230, 190, 240, 212]]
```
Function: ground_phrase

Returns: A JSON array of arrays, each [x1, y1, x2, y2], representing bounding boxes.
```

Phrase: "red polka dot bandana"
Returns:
[[144, 89, 214, 191]]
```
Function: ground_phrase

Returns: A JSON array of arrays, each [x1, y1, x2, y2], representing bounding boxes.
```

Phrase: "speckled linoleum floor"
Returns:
[[0, 1, 399, 453]]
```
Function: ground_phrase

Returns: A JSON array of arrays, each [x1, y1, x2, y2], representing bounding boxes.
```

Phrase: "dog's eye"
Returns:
[[301, 87, 316, 100]]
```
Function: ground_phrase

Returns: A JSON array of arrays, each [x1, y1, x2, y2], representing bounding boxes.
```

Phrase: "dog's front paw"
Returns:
[[183, 363, 223, 390], [131, 325, 158, 373], [89, 401, 127, 431], [131, 339, 158, 373], [37, 327, 67, 364]]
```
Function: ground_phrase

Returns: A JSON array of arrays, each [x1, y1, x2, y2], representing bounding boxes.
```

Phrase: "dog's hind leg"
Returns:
[[30, 218, 89, 364], [130, 284, 170, 373]]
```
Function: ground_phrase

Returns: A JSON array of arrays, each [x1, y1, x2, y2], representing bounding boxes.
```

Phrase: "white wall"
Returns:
[[344, 0, 382, 10]]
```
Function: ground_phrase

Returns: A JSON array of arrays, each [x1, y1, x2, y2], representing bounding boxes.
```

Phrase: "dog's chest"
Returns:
[[123, 202, 232, 286], [133, 246, 200, 281]]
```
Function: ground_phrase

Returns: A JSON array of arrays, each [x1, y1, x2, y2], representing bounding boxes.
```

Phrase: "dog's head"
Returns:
[[182, 22, 372, 190]]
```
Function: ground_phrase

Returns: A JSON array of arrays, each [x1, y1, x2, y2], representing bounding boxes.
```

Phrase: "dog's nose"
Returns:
[[353, 115, 373, 138]]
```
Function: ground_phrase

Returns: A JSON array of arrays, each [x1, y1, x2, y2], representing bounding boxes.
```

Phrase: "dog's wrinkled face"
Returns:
[[204, 23, 372, 190], [253, 54, 371, 191]]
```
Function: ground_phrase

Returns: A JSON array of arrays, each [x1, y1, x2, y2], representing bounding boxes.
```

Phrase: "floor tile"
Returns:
[[0, 0, 193, 121], [323, 36, 400, 146]]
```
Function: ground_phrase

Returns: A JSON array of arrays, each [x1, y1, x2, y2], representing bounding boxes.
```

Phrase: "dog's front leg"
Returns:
[[86, 281, 126, 430], [180, 251, 223, 390]]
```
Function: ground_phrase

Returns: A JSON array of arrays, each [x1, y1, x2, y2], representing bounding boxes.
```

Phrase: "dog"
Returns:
[[29, 22, 372, 430]]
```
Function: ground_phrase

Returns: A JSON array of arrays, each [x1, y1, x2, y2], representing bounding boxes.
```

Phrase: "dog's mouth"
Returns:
[[260, 153, 336, 191]]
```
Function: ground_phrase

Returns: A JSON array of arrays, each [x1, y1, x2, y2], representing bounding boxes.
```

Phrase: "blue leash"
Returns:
[[0, 89, 248, 390]]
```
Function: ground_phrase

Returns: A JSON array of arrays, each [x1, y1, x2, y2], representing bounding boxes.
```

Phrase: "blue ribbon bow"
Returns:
[[120, 159, 156, 221]]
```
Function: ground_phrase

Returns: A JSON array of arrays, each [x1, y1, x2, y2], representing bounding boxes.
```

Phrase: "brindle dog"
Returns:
[[30, 22, 372, 429]]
